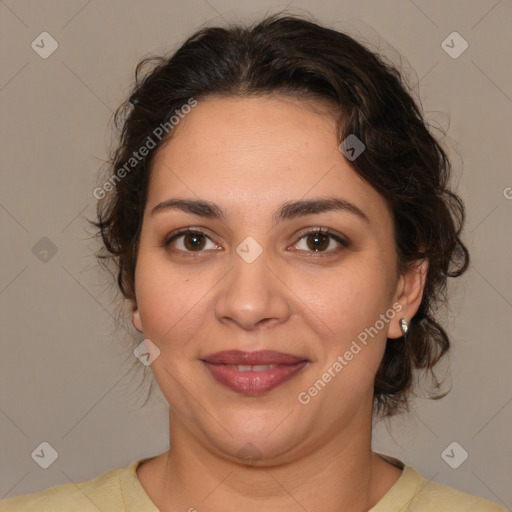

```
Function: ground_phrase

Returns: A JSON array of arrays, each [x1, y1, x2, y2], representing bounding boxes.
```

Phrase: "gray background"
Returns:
[[0, 0, 511, 508]]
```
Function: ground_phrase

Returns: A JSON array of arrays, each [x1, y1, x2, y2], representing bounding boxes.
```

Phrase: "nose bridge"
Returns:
[[215, 235, 290, 329]]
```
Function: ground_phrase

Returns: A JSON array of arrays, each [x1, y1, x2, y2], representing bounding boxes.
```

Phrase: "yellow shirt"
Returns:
[[1, 456, 506, 511]]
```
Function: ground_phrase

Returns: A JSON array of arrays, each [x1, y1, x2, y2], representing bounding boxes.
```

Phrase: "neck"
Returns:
[[148, 406, 397, 512]]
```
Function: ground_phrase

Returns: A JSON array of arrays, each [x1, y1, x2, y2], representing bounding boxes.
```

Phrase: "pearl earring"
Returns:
[[400, 318, 409, 337]]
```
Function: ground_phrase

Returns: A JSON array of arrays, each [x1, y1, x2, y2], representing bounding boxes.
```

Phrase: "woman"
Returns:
[[1, 13, 506, 512]]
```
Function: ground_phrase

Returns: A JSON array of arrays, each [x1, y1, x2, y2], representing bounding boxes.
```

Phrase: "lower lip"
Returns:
[[202, 361, 308, 395]]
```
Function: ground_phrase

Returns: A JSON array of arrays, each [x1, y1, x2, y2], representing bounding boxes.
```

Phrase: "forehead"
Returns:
[[147, 95, 390, 226], [155, 94, 338, 166]]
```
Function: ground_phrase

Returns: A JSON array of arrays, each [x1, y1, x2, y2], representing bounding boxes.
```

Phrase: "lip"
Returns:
[[201, 350, 309, 395]]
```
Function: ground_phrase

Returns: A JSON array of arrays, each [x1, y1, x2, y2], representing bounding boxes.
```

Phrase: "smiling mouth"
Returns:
[[201, 350, 309, 395]]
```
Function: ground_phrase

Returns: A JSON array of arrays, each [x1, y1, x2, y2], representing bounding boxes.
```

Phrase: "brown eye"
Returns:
[[306, 232, 330, 251], [293, 229, 347, 255], [183, 233, 206, 251], [165, 229, 219, 253]]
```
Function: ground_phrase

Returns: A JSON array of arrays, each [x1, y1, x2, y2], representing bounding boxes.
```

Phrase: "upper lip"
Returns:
[[202, 350, 307, 365]]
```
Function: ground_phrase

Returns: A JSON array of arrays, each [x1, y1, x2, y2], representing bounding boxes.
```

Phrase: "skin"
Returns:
[[131, 94, 428, 512]]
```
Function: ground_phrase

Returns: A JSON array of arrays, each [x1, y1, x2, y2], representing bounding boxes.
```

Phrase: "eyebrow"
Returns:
[[150, 197, 370, 225]]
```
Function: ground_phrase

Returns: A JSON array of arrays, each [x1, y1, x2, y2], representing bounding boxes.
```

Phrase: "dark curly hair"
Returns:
[[92, 13, 469, 418]]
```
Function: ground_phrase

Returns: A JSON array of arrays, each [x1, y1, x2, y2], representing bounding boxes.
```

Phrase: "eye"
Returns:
[[164, 228, 220, 254], [291, 228, 347, 255], [163, 227, 348, 257]]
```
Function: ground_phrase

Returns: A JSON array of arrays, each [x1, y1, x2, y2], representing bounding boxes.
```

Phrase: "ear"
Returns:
[[131, 302, 143, 333], [387, 258, 428, 339]]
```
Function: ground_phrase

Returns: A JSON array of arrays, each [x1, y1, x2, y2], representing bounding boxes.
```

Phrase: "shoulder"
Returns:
[[0, 462, 132, 512], [372, 455, 507, 512], [381, 464, 507, 511], [412, 477, 506, 511]]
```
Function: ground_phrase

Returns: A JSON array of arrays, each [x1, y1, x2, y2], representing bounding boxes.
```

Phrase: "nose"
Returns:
[[214, 243, 292, 331]]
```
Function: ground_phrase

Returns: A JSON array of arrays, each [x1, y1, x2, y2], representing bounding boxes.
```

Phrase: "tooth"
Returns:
[[232, 364, 279, 372], [252, 365, 270, 371]]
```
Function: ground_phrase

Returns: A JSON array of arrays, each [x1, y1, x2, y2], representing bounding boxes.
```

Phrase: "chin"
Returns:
[[190, 407, 299, 461], [213, 433, 303, 467]]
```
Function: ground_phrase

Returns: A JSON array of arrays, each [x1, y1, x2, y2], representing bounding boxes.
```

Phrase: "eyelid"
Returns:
[[294, 226, 347, 242], [164, 226, 214, 243]]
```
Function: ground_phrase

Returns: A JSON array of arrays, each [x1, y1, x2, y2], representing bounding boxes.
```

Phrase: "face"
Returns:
[[132, 94, 425, 464]]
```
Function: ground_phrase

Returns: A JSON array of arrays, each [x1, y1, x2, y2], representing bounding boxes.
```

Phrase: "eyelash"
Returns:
[[163, 227, 348, 258]]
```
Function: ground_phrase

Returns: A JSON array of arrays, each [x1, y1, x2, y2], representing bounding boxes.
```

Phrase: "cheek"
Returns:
[[134, 253, 211, 344], [298, 258, 393, 340], [295, 259, 394, 394]]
